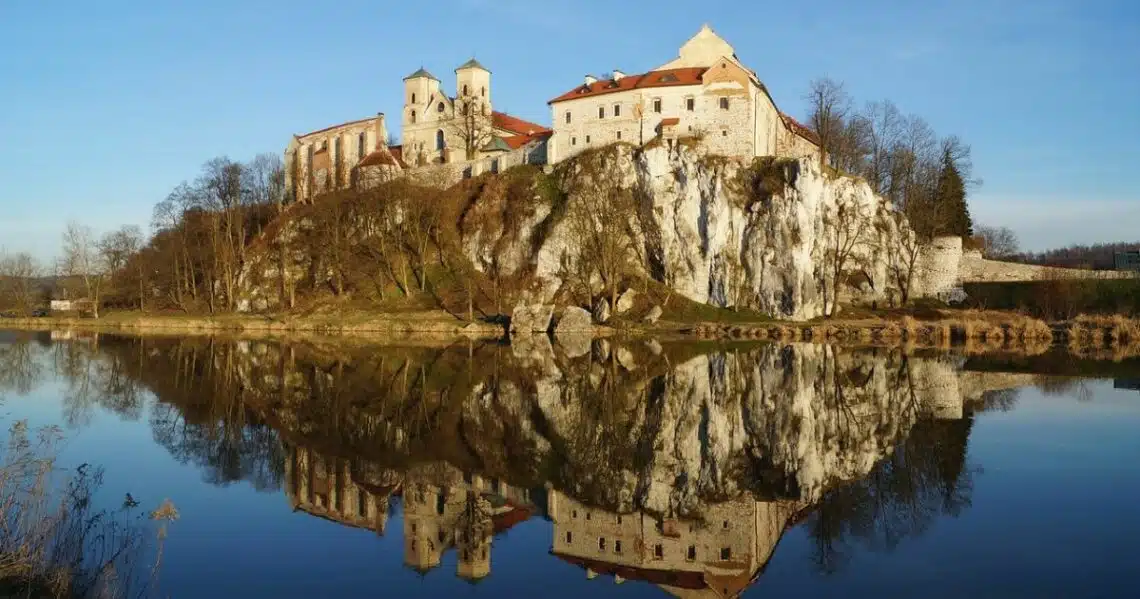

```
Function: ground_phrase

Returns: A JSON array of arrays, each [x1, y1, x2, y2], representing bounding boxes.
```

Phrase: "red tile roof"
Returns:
[[502, 130, 553, 150], [780, 113, 821, 146], [548, 68, 707, 104], [491, 111, 551, 136], [357, 147, 401, 168], [388, 145, 407, 168], [551, 552, 706, 589], [659, 117, 681, 127]]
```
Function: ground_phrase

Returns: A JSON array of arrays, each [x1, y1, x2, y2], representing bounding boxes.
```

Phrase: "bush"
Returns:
[[963, 279, 1140, 319]]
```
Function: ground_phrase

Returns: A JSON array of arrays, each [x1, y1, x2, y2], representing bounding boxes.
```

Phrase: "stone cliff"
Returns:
[[239, 143, 955, 320]]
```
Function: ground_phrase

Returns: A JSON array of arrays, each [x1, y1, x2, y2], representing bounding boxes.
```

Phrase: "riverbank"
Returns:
[[3, 308, 1138, 357]]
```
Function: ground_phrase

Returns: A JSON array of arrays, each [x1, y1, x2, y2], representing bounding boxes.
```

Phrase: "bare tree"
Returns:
[[446, 101, 496, 161], [805, 78, 852, 169], [244, 153, 287, 212], [563, 173, 640, 310], [975, 225, 1019, 259], [61, 222, 105, 317], [822, 198, 871, 317], [0, 251, 41, 315]]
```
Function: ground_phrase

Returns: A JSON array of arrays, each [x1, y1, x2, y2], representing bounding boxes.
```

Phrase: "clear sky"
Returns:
[[1, 0, 1137, 260]]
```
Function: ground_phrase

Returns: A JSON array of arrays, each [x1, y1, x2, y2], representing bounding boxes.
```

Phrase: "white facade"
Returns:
[[285, 115, 387, 202], [548, 25, 819, 164]]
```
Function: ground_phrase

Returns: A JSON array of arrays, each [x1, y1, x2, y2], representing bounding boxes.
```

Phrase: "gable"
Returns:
[[700, 57, 752, 96]]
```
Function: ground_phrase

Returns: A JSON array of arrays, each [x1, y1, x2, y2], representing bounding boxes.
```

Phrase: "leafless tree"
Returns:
[[564, 174, 640, 310], [822, 198, 872, 317], [805, 78, 853, 169], [244, 153, 287, 212], [975, 225, 1019, 259], [0, 251, 41, 315], [61, 221, 105, 317], [446, 100, 496, 161]]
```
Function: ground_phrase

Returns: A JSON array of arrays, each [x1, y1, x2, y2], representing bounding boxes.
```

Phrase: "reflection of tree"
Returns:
[[0, 336, 43, 396], [804, 416, 975, 574], [48, 339, 149, 428]]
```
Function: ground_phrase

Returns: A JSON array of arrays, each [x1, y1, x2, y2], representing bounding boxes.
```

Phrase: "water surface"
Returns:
[[0, 330, 1137, 598]]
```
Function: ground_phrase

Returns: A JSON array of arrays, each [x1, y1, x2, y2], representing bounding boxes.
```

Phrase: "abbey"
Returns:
[[547, 25, 820, 164], [283, 25, 819, 201]]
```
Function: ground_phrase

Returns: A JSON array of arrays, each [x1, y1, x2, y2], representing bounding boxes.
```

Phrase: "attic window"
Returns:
[[659, 73, 678, 83], [578, 86, 590, 94], [607, 80, 620, 89]]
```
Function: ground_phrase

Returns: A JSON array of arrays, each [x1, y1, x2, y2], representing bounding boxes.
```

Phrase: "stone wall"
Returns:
[[959, 250, 1136, 283], [286, 115, 387, 202]]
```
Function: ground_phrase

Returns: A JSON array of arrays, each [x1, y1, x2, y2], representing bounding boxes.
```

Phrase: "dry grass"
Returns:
[[0, 421, 164, 598]]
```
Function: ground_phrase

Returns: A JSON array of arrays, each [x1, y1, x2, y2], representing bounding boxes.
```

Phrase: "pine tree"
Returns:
[[935, 148, 973, 237]]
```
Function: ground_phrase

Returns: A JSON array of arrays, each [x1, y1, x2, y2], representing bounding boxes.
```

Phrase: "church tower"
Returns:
[[455, 59, 491, 117]]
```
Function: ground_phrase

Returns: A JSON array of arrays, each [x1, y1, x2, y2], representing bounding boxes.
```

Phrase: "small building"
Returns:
[[1113, 250, 1140, 271]]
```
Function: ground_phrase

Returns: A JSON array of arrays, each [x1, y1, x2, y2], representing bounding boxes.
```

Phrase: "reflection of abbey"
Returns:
[[283, 25, 821, 201]]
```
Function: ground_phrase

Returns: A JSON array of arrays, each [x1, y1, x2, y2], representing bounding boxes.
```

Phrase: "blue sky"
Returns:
[[1, 0, 1138, 260]]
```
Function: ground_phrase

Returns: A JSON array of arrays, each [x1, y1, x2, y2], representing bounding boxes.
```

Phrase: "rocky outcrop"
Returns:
[[460, 145, 942, 321], [510, 303, 553, 335]]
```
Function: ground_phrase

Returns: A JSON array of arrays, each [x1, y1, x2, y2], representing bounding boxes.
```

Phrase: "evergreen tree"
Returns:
[[935, 148, 973, 237]]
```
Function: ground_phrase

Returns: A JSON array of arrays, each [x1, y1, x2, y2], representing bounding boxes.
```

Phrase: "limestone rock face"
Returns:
[[615, 289, 638, 314], [510, 303, 553, 335], [460, 145, 947, 321], [592, 298, 611, 324], [643, 305, 663, 324], [555, 306, 593, 334]]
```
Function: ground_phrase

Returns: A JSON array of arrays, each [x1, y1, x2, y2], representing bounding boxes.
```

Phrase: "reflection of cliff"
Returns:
[[9, 332, 1067, 596]]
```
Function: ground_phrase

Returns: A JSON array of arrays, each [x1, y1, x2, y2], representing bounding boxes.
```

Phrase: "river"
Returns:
[[0, 330, 1137, 598]]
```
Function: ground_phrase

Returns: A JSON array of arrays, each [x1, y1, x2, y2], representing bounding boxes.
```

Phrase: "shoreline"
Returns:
[[2, 310, 1137, 357]]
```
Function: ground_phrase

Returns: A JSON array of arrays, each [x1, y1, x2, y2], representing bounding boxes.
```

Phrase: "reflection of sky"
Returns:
[[3, 346, 1140, 597], [759, 382, 1140, 598]]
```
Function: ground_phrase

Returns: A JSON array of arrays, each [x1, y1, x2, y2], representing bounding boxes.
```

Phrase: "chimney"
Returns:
[[612, 70, 625, 82], [584, 74, 597, 86]]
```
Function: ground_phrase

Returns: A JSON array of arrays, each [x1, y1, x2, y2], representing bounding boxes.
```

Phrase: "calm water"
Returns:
[[1, 330, 1138, 598]]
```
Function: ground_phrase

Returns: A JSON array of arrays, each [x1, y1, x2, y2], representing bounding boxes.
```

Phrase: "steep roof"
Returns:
[[404, 67, 439, 81], [780, 113, 821, 146], [456, 58, 489, 72], [548, 68, 706, 104], [502, 130, 552, 150], [358, 147, 403, 168], [294, 116, 378, 140], [491, 111, 551, 136]]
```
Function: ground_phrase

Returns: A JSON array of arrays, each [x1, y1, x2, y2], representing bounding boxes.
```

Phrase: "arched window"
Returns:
[[358, 132, 366, 159], [410, 110, 417, 123], [436, 129, 446, 151], [463, 84, 469, 96], [481, 86, 486, 97], [411, 93, 417, 104], [437, 102, 445, 113], [462, 103, 469, 116]]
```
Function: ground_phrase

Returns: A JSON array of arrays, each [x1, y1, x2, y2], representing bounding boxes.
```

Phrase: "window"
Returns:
[[437, 102, 446, 113], [653, 98, 662, 113], [566, 531, 573, 543], [490, 158, 500, 174], [481, 86, 486, 97], [586, 135, 591, 143], [616, 131, 622, 140], [615, 540, 622, 554], [572, 510, 578, 519], [412, 93, 417, 104], [654, 544, 664, 559], [723, 520, 730, 529], [357, 132, 366, 159], [411, 523, 418, 534], [462, 103, 469, 116], [722, 130, 728, 136], [616, 516, 622, 524], [687, 545, 696, 561], [565, 111, 572, 124], [333, 135, 342, 161], [463, 84, 469, 96], [572, 137, 577, 146], [686, 97, 695, 111], [586, 513, 592, 521], [613, 104, 621, 117], [719, 97, 729, 110], [720, 547, 732, 560], [410, 110, 417, 124], [598, 106, 605, 119], [436, 129, 446, 151], [599, 538, 606, 550]]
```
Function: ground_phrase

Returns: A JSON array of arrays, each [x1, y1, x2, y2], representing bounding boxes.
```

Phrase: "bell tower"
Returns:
[[455, 58, 491, 116]]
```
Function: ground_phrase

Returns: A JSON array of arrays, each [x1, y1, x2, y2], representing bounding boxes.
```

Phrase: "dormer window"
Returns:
[[659, 73, 678, 83]]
